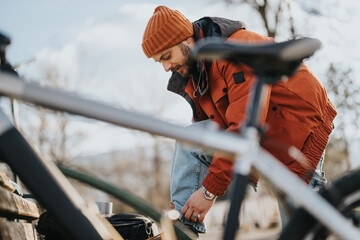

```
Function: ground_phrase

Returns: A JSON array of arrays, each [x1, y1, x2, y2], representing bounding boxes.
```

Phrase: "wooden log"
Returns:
[[0, 170, 14, 192], [0, 222, 40, 240], [0, 188, 39, 220]]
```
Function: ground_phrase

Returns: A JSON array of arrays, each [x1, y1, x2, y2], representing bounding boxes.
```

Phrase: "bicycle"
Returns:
[[1, 31, 360, 240], [192, 37, 360, 240]]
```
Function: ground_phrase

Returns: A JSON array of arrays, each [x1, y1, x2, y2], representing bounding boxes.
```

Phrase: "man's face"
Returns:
[[152, 41, 196, 78]]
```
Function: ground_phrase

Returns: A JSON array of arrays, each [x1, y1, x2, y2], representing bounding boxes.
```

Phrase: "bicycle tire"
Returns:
[[279, 168, 360, 240]]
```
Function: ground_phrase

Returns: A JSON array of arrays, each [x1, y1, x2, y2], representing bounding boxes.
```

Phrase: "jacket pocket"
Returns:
[[262, 103, 312, 166], [210, 78, 229, 127], [210, 77, 228, 103]]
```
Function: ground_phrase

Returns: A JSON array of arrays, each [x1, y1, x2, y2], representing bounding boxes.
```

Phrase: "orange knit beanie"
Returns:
[[142, 6, 194, 58]]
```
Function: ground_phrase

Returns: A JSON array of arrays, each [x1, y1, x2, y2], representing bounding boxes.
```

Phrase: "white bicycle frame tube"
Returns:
[[0, 73, 248, 156], [1, 72, 360, 239], [253, 147, 360, 239]]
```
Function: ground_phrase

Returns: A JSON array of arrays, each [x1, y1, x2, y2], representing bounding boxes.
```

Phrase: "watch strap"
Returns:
[[201, 186, 217, 200]]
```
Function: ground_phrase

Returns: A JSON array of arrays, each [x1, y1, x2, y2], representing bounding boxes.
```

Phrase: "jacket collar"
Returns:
[[167, 17, 246, 97]]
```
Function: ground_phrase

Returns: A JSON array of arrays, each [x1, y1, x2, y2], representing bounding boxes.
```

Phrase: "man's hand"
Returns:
[[181, 188, 215, 223]]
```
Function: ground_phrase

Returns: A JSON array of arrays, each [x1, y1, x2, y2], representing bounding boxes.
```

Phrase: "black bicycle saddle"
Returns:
[[192, 37, 321, 80]]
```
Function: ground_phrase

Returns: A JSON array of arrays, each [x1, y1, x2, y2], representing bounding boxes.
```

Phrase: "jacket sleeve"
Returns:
[[202, 60, 271, 196]]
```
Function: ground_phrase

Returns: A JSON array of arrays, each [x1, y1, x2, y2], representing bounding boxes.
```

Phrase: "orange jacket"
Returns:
[[168, 18, 337, 196]]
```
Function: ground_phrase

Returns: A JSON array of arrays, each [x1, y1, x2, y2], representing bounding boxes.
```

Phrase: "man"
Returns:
[[142, 6, 336, 233]]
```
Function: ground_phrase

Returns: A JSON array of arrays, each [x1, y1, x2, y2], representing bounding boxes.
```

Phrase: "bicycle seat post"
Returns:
[[246, 78, 270, 130], [223, 75, 270, 240]]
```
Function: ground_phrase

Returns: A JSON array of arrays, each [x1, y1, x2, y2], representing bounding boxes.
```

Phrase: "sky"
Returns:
[[1, 0, 359, 162]]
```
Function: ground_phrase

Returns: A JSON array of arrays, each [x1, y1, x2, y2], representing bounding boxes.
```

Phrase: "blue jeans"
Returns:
[[170, 121, 214, 233], [170, 121, 327, 233], [309, 153, 327, 191]]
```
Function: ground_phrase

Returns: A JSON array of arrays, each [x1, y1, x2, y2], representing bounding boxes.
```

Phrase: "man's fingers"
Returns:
[[185, 208, 194, 221], [198, 212, 205, 223], [191, 211, 200, 222], [181, 189, 213, 222], [181, 203, 188, 215]]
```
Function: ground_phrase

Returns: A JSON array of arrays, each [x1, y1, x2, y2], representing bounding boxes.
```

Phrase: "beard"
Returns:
[[174, 42, 196, 79]]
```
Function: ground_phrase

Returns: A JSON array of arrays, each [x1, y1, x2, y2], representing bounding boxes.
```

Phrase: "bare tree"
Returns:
[[323, 64, 359, 178], [225, 0, 296, 38], [149, 135, 173, 209], [20, 64, 84, 164]]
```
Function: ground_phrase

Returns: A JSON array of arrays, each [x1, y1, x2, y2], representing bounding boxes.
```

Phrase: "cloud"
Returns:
[[21, 3, 193, 155], [29, 3, 191, 119]]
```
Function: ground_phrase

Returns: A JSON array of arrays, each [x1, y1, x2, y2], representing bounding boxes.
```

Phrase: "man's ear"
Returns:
[[184, 37, 195, 47]]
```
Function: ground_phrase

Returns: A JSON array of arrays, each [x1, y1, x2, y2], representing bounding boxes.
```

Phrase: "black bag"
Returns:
[[107, 213, 154, 240], [36, 211, 154, 240], [36, 211, 67, 240]]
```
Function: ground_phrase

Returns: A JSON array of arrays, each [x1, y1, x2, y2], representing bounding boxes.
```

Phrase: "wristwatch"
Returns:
[[201, 186, 217, 200]]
